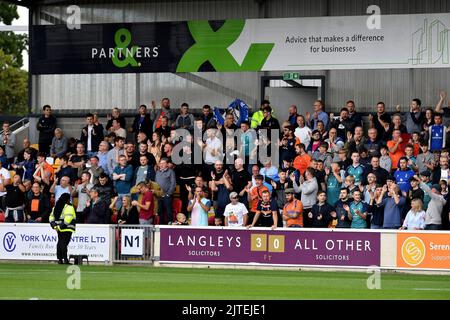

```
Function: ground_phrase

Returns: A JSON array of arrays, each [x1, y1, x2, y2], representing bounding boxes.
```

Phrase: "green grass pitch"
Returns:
[[0, 263, 449, 300]]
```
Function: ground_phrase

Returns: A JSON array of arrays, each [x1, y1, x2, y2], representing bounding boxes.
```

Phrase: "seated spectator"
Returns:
[[0, 146, 8, 169], [114, 195, 139, 225], [50, 128, 68, 159], [1, 174, 26, 222], [17, 138, 38, 163], [106, 108, 127, 132], [172, 212, 189, 225], [110, 118, 127, 139]]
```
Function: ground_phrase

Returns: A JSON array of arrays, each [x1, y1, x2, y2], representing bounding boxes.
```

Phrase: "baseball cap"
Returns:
[[285, 188, 295, 194]]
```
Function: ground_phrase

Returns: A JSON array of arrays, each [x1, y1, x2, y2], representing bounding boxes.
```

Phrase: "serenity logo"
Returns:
[[177, 20, 274, 72], [91, 28, 159, 68]]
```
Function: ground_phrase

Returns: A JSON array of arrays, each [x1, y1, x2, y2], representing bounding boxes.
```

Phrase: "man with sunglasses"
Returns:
[[223, 192, 248, 227]]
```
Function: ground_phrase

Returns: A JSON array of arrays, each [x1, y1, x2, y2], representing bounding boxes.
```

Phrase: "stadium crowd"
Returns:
[[1, 92, 450, 231]]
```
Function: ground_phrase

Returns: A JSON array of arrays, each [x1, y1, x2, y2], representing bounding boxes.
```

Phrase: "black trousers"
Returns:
[[57, 231, 72, 262]]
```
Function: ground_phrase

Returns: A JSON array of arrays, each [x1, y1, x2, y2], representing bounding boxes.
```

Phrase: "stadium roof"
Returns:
[[3, 0, 221, 8]]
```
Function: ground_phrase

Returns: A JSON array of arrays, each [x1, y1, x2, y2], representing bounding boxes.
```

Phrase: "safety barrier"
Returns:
[[1, 223, 450, 272]]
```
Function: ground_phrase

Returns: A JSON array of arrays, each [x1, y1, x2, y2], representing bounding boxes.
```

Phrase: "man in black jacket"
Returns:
[[80, 113, 104, 158], [36, 105, 57, 156], [131, 105, 153, 143], [84, 187, 108, 224]]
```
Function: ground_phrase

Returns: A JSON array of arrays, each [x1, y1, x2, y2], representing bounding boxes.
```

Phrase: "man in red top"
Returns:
[[33, 152, 54, 189], [132, 182, 155, 225]]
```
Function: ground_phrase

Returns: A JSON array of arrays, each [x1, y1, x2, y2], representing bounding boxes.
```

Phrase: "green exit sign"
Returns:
[[283, 72, 300, 80]]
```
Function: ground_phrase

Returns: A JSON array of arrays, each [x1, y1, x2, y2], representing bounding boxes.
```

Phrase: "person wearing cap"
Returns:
[[418, 176, 446, 230], [282, 188, 303, 228], [223, 192, 248, 227]]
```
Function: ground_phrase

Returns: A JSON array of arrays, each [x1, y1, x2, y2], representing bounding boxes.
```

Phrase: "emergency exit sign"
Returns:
[[283, 72, 300, 80]]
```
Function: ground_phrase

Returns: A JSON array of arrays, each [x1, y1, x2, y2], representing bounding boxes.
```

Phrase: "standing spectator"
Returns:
[[50, 128, 68, 159], [201, 105, 217, 129], [379, 145, 392, 173], [50, 176, 73, 203], [33, 152, 54, 191], [293, 143, 311, 175], [112, 155, 134, 208], [248, 174, 269, 225], [368, 184, 385, 229], [377, 184, 405, 229], [106, 136, 125, 176], [72, 172, 94, 223], [330, 107, 356, 141], [12, 149, 36, 181], [429, 113, 447, 152], [1, 175, 26, 223], [250, 100, 271, 129], [259, 106, 280, 135], [344, 190, 369, 229], [133, 154, 156, 186], [148, 132, 163, 164], [248, 190, 278, 229], [131, 104, 153, 142], [293, 168, 318, 227], [394, 157, 415, 196], [312, 142, 332, 169], [364, 128, 382, 158], [398, 99, 424, 134], [97, 141, 110, 175], [325, 162, 344, 207], [106, 108, 126, 132], [282, 188, 303, 228], [230, 158, 252, 207], [26, 182, 51, 223], [416, 141, 435, 174], [224, 192, 248, 227], [154, 116, 172, 140], [187, 186, 211, 226], [334, 187, 352, 228], [151, 98, 175, 131], [209, 162, 233, 223], [346, 151, 366, 186], [83, 187, 107, 224], [387, 129, 405, 171], [369, 102, 391, 141], [400, 198, 426, 230], [87, 156, 104, 185], [0, 121, 16, 165], [54, 156, 77, 184], [420, 180, 446, 230], [325, 127, 344, 157], [36, 105, 57, 155], [94, 173, 115, 211], [306, 100, 329, 130], [110, 119, 127, 139], [155, 158, 176, 224], [432, 156, 449, 184], [346, 100, 363, 128], [364, 156, 389, 186], [80, 113, 104, 158], [288, 105, 299, 126], [204, 128, 223, 168], [132, 182, 155, 225], [294, 115, 312, 150], [115, 196, 139, 225], [69, 143, 89, 179], [175, 103, 195, 132], [307, 191, 335, 228]]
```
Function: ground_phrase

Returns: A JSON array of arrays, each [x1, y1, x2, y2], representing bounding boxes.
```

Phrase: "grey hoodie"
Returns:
[[294, 177, 318, 209]]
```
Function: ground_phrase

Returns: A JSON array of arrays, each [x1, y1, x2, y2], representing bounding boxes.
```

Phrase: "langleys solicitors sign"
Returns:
[[159, 227, 380, 267]]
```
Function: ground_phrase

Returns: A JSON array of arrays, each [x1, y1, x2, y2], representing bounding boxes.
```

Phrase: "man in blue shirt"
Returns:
[[112, 155, 134, 209], [377, 184, 405, 229], [306, 100, 329, 130], [394, 157, 415, 196]]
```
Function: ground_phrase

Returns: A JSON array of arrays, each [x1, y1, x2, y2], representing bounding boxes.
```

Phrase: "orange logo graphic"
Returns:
[[401, 236, 426, 266]]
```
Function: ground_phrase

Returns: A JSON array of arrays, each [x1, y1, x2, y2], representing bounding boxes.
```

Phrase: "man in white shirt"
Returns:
[[223, 192, 248, 227], [204, 128, 223, 165], [294, 115, 312, 150]]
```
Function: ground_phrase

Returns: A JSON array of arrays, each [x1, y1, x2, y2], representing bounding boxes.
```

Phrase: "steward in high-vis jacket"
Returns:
[[49, 193, 76, 264]]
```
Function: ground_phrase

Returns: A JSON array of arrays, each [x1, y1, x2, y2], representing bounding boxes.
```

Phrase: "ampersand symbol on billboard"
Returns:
[[112, 28, 139, 68]]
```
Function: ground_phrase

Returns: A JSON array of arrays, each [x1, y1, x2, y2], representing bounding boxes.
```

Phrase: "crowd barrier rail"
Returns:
[[1, 224, 449, 272]]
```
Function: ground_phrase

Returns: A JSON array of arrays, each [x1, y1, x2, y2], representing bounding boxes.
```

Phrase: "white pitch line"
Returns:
[[413, 288, 450, 291]]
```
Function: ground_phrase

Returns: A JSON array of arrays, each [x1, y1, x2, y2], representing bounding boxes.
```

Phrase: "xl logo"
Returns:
[[177, 20, 274, 72], [3, 232, 16, 252]]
